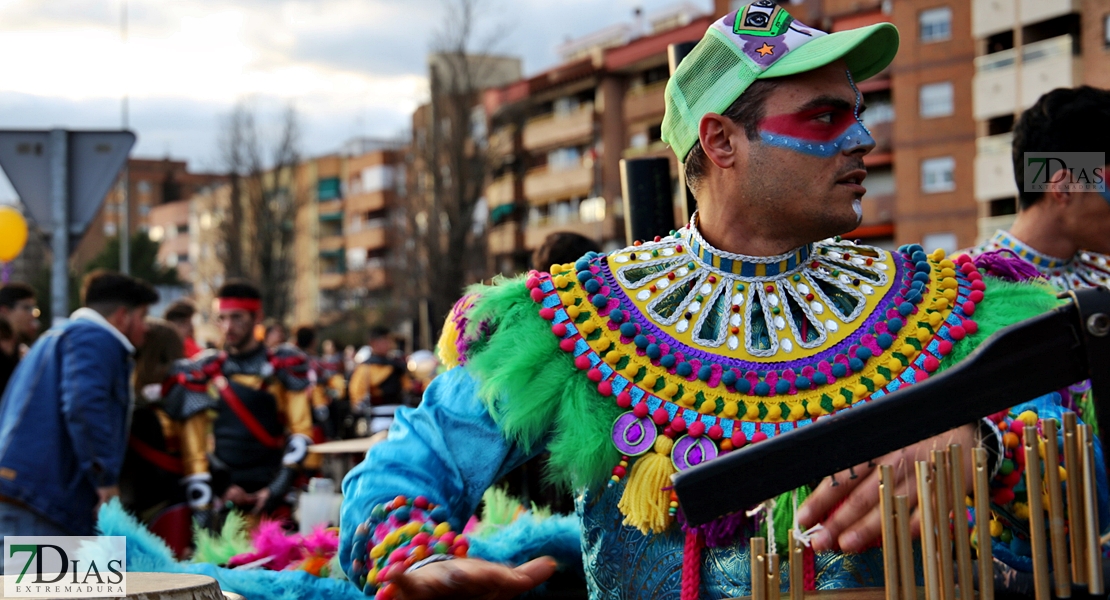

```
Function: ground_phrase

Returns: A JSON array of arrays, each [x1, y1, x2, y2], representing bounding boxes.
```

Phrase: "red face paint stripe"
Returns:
[[758, 107, 858, 143]]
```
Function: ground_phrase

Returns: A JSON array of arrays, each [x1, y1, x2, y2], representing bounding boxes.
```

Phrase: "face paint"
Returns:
[[757, 70, 876, 158]]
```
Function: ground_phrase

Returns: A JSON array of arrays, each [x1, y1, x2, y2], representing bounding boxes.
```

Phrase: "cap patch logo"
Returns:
[[716, 1, 827, 69], [734, 2, 794, 37]]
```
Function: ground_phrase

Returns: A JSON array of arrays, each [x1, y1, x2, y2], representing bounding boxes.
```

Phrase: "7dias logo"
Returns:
[[1024, 152, 1107, 194], [4, 536, 126, 597]]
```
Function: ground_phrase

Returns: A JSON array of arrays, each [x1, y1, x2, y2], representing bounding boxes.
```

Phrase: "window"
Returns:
[[359, 166, 394, 194], [921, 156, 956, 193], [919, 82, 954, 118], [548, 147, 582, 172], [317, 177, 341, 201], [919, 7, 951, 42], [580, 197, 606, 223]]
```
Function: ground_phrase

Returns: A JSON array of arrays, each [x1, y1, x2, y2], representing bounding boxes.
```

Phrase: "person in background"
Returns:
[[0, 283, 39, 394], [119, 318, 196, 557], [531, 231, 601, 274], [0, 271, 158, 549], [264, 321, 288, 349], [164, 298, 202, 358], [347, 326, 409, 436]]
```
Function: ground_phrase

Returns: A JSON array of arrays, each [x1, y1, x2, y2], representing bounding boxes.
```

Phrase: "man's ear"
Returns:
[[698, 113, 741, 170], [1045, 167, 1073, 207]]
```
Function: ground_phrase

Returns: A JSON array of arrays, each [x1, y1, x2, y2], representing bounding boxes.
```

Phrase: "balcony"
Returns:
[[346, 226, 387, 251], [346, 267, 387, 291], [522, 105, 593, 152], [973, 35, 1076, 121], [489, 127, 516, 158], [318, 199, 343, 215], [320, 272, 345, 290], [319, 234, 345, 254], [487, 175, 515, 208], [973, 0, 1079, 37], [488, 221, 521, 256], [975, 133, 1016, 201], [623, 81, 667, 125], [523, 165, 593, 205], [346, 190, 390, 214]]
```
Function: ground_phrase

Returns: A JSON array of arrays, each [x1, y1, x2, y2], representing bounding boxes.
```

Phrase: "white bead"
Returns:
[[775, 316, 786, 330], [861, 284, 874, 295], [657, 279, 669, 289], [839, 274, 851, 284], [876, 263, 889, 271], [825, 320, 839, 332], [676, 319, 689, 333], [614, 254, 630, 263], [851, 257, 865, 265], [688, 302, 702, 313], [662, 248, 675, 256], [797, 284, 810, 295], [732, 293, 745, 305], [700, 283, 712, 295], [768, 293, 780, 307], [676, 268, 689, 277], [730, 313, 742, 327], [637, 289, 651, 301], [727, 335, 739, 350], [811, 302, 824, 314], [781, 339, 793, 353]]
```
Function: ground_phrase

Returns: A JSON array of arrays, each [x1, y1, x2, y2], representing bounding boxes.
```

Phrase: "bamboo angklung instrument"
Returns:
[[1023, 425, 1051, 600], [1063, 412, 1086, 586], [751, 537, 767, 600], [947, 444, 974, 599], [880, 465, 900, 600], [918, 460, 941, 600], [1042, 419, 1071, 598], [1080, 424, 1103, 595], [973, 447, 994, 600], [933, 449, 956, 600], [789, 532, 804, 600], [894, 495, 916, 600], [767, 554, 781, 600]]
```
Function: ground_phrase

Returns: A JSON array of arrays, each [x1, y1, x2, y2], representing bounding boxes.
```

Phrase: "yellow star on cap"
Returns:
[[756, 43, 775, 57]]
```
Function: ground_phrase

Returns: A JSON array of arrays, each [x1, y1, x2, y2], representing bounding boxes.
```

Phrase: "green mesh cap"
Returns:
[[662, 0, 899, 162]]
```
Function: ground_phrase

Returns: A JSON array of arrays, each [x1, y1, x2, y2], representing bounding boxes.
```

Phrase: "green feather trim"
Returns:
[[938, 277, 1061, 371], [191, 510, 253, 565], [460, 276, 623, 492]]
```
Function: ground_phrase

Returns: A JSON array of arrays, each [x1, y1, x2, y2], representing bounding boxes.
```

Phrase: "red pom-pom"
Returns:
[[598, 380, 613, 396], [962, 301, 976, 316], [971, 279, 986, 291], [633, 402, 649, 417], [751, 431, 768, 444], [969, 289, 984, 303], [526, 277, 540, 289], [923, 355, 940, 372], [949, 326, 966, 341], [992, 488, 1015, 505], [688, 420, 706, 438], [937, 340, 953, 356], [587, 368, 603, 382], [653, 408, 670, 425], [915, 368, 929, 381], [731, 430, 747, 447], [671, 416, 687, 433], [613, 465, 626, 477], [539, 307, 556, 320], [529, 287, 544, 302], [960, 262, 976, 274], [551, 323, 567, 337], [574, 355, 591, 370], [964, 319, 978, 334], [413, 496, 429, 509], [955, 253, 972, 265], [559, 338, 576, 352], [708, 424, 723, 440], [617, 392, 633, 408], [967, 270, 982, 282]]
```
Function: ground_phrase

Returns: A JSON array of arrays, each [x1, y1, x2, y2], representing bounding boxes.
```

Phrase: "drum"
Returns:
[[2, 572, 226, 600]]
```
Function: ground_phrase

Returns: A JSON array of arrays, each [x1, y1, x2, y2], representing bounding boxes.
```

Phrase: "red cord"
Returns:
[[681, 530, 704, 600], [804, 544, 817, 591]]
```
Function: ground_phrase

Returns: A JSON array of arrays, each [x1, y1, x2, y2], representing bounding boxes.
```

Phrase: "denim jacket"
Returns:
[[0, 310, 134, 534]]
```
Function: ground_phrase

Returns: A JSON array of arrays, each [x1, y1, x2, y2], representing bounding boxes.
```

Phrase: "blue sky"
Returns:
[[0, 0, 703, 203]]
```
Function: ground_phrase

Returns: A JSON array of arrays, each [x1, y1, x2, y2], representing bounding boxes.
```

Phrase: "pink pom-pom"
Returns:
[[964, 319, 978, 334], [539, 307, 555, 320], [617, 392, 632, 408], [598, 380, 613, 396], [551, 323, 567, 337], [937, 340, 953, 356], [708, 424, 723, 440], [731, 431, 747, 447], [969, 289, 984, 303], [633, 402, 649, 418], [587, 368, 603, 382], [949, 326, 966, 341], [751, 431, 768, 444], [971, 279, 986, 291], [529, 287, 544, 302], [559, 338, 576, 352], [574, 355, 591, 370], [962, 301, 976, 316], [671, 416, 687, 433], [688, 420, 706, 438], [653, 408, 670, 425], [924, 355, 940, 372]]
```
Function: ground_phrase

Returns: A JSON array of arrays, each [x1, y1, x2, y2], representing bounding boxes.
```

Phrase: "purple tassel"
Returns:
[[676, 508, 754, 548], [972, 249, 1043, 282]]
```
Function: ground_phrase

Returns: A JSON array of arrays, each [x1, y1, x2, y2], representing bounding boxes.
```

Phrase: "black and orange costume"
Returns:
[[348, 353, 410, 435]]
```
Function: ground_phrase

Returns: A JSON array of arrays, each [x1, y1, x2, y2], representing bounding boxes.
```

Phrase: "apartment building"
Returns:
[[972, 0, 1110, 242]]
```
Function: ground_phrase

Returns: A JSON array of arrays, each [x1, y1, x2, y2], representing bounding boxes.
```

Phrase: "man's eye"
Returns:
[[815, 113, 834, 124]]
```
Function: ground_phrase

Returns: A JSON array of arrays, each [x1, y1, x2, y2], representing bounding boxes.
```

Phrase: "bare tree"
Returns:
[[394, 0, 511, 346], [216, 103, 303, 321]]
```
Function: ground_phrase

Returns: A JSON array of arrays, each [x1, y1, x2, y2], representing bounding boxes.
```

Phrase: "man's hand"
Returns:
[[391, 556, 556, 600], [95, 486, 120, 514], [252, 487, 271, 515], [796, 424, 976, 554], [223, 484, 256, 507]]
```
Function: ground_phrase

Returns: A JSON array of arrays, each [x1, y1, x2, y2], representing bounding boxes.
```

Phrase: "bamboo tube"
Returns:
[[768, 553, 781, 600], [1041, 420, 1071, 597], [934, 450, 956, 600], [948, 444, 974, 600], [790, 531, 804, 600], [918, 460, 941, 600], [752, 537, 768, 600], [973, 448, 994, 600], [1064, 411, 1086, 585], [1080, 425, 1103, 595], [895, 495, 916, 600], [880, 465, 901, 600], [1023, 425, 1051, 600]]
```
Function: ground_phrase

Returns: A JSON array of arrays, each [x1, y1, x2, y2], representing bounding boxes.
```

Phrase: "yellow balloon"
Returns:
[[0, 207, 27, 262]]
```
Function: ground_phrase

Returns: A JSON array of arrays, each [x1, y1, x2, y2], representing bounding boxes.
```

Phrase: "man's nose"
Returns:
[[841, 122, 876, 156]]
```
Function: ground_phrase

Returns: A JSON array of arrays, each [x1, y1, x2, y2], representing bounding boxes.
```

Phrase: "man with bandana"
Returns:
[[338, 3, 1106, 599], [164, 280, 314, 523]]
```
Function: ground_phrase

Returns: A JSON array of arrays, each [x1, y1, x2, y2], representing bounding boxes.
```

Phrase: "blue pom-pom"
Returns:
[[813, 372, 828, 385], [849, 357, 864, 372], [721, 371, 737, 386], [913, 271, 930, 283], [736, 378, 752, 393], [754, 382, 771, 396], [393, 506, 412, 522], [775, 379, 791, 395], [888, 318, 904, 332], [856, 347, 873, 360], [911, 279, 926, 291], [898, 302, 914, 316], [646, 343, 662, 359], [676, 362, 693, 377], [620, 323, 637, 338], [795, 376, 811, 390], [660, 354, 677, 368], [876, 333, 894, 349], [591, 294, 609, 308], [698, 365, 713, 381], [609, 310, 625, 323], [831, 363, 848, 378], [575, 258, 590, 271], [577, 270, 592, 282], [429, 506, 449, 523], [911, 250, 927, 263], [634, 334, 650, 349], [915, 261, 931, 273], [584, 279, 601, 293]]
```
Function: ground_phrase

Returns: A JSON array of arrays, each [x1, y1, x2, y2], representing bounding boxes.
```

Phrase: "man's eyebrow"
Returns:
[[794, 95, 853, 113]]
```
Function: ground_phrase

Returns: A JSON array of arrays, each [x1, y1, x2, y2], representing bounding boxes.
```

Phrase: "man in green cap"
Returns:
[[338, 2, 1097, 598]]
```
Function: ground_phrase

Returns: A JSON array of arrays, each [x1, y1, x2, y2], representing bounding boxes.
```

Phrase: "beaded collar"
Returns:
[[978, 230, 1110, 291], [527, 220, 985, 475]]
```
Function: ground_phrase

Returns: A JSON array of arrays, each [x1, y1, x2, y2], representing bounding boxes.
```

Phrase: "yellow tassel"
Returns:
[[618, 436, 676, 534]]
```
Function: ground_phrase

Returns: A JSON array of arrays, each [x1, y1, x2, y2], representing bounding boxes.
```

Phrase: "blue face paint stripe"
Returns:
[[757, 69, 875, 158]]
